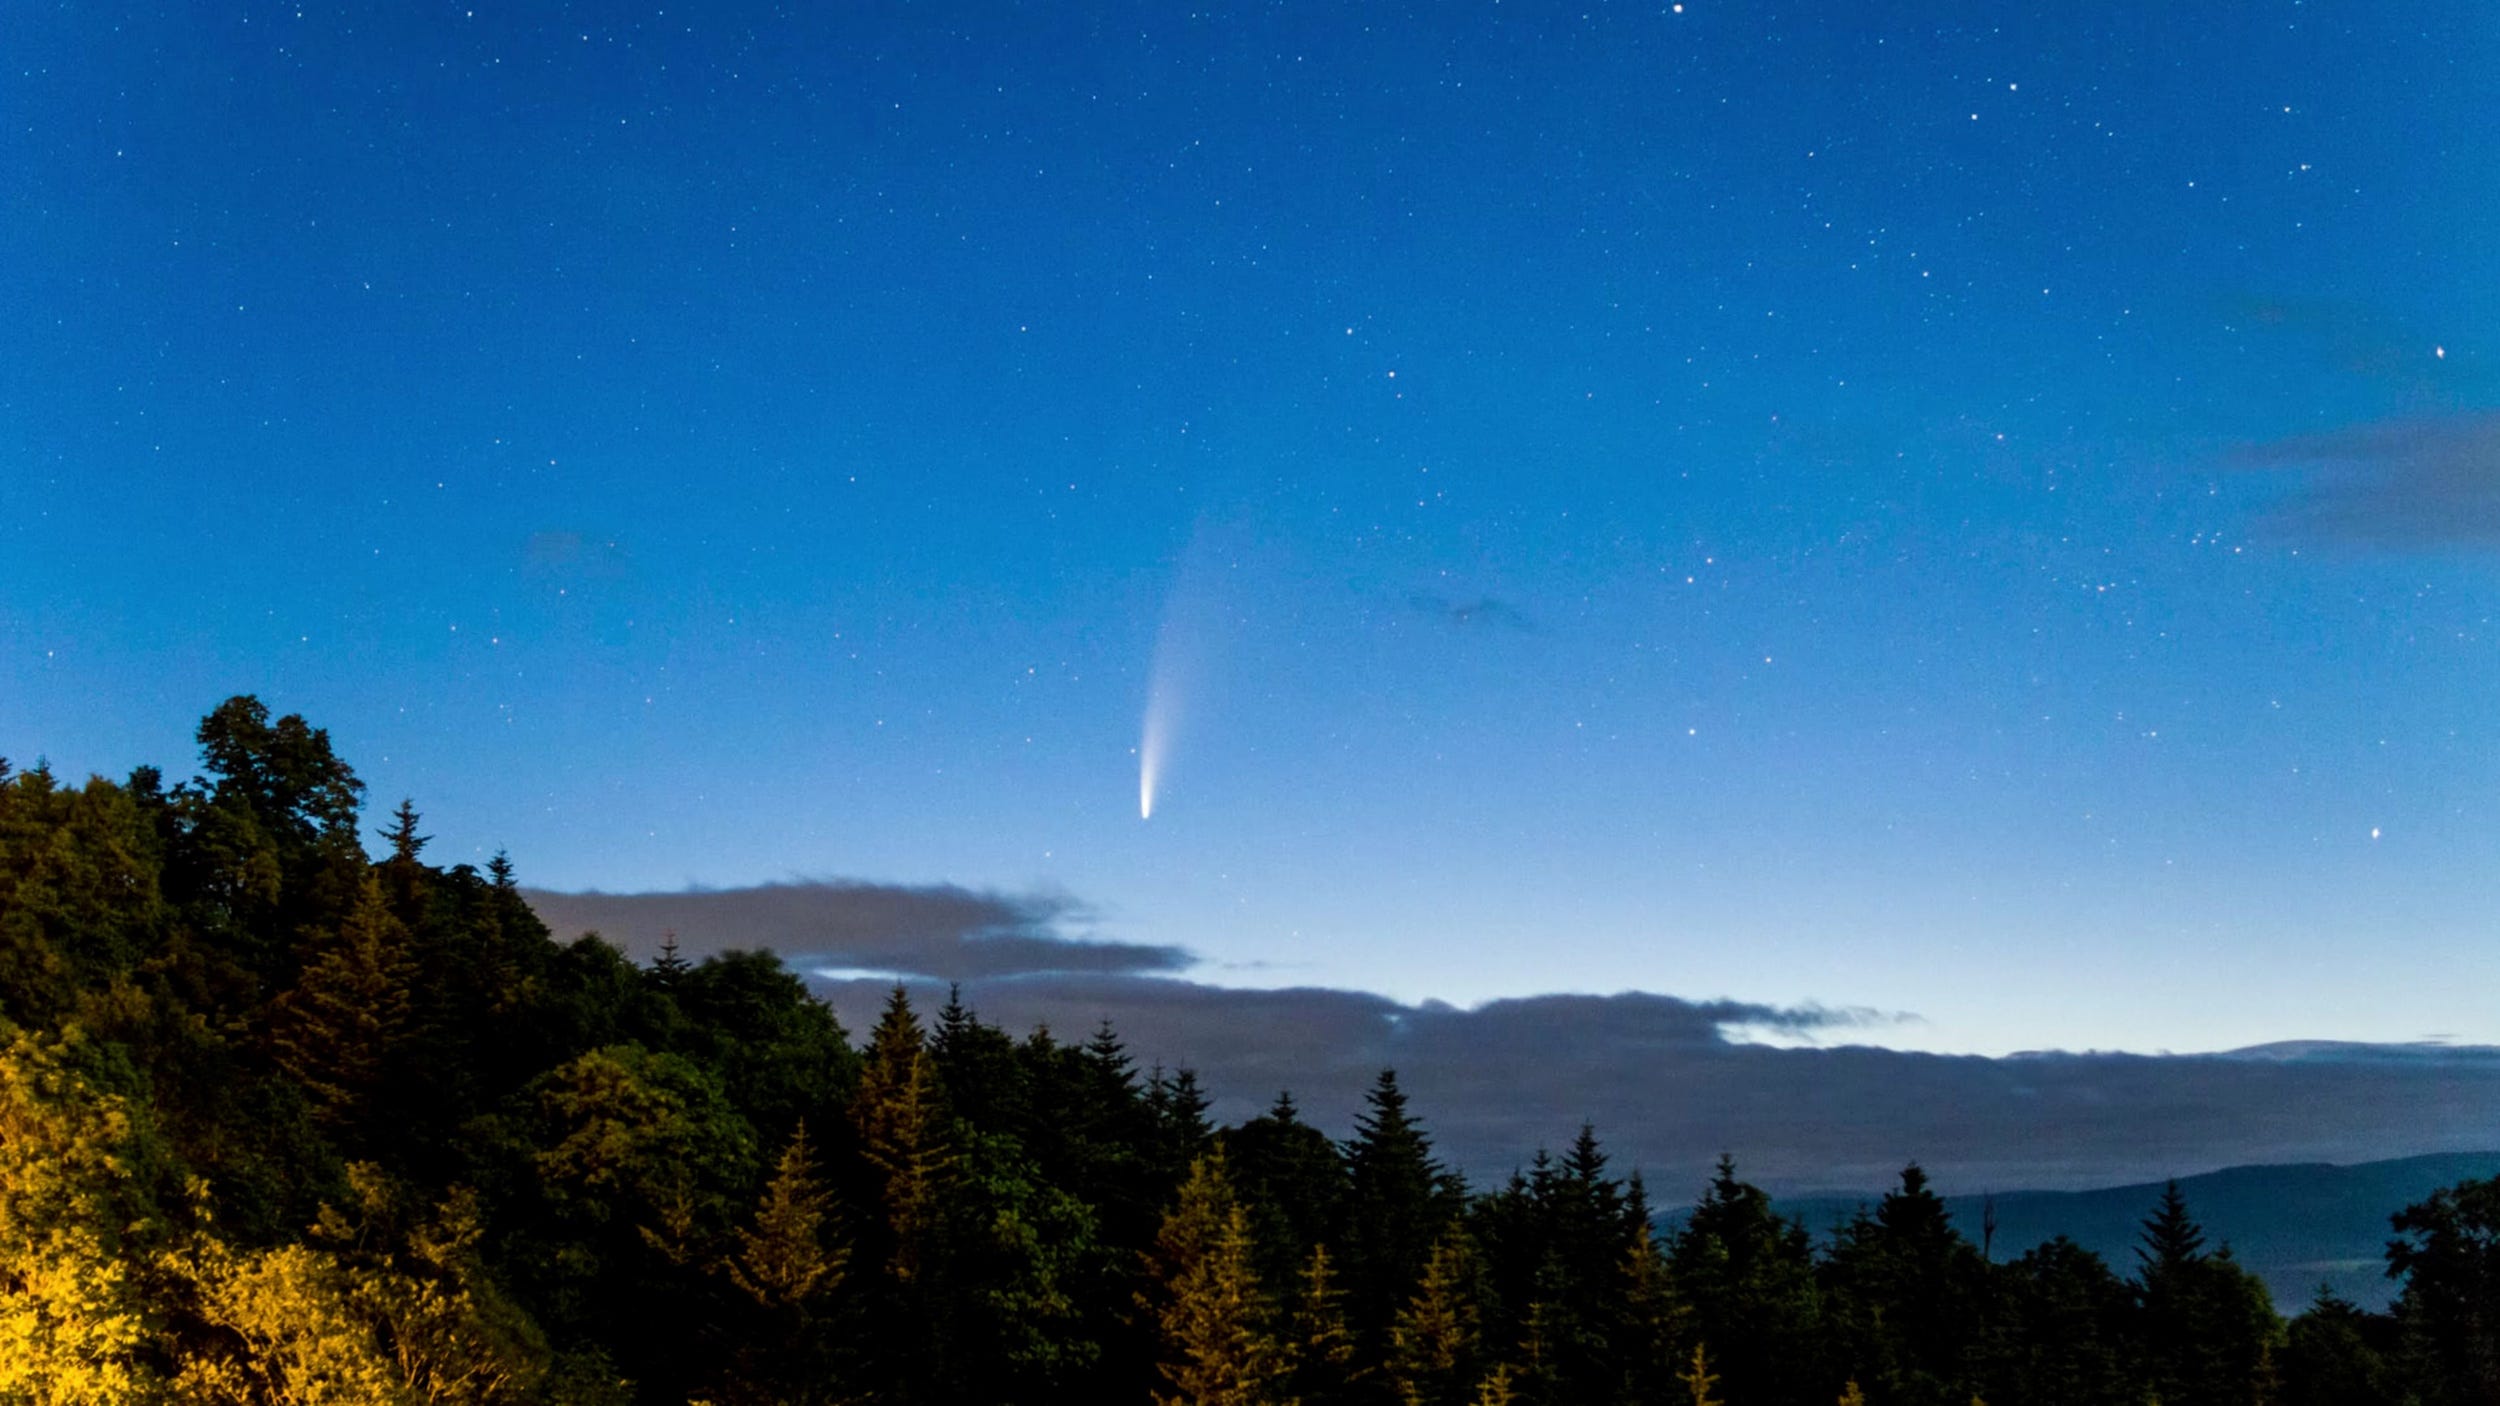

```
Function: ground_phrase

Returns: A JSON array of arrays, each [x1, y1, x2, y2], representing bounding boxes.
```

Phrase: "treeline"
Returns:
[[0, 699, 2494, 1406]]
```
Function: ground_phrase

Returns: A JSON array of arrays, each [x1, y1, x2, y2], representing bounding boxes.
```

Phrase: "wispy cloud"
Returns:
[[2236, 412, 2500, 546], [1409, 593, 1536, 632]]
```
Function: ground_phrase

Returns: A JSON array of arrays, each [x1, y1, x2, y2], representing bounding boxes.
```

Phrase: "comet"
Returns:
[[1137, 519, 1231, 820], [1139, 598, 1185, 820]]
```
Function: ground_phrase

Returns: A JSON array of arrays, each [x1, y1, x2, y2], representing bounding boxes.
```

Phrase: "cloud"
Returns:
[[2221, 293, 2435, 385], [1409, 593, 1535, 631], [2235, 412, 2500, 545], [522, 530, 633, 577], [523, 881, 1191, 980], [529, 880, 2500, 1197], [798, 973, 2500, 1197]]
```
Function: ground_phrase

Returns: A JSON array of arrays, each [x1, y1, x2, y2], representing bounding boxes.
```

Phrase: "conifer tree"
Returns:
[[2132, 1184, 2280, 1406], [1226, 1090, 1349, 1294], [1681, 1344, 1723, 1406], [380, 799, 429, 863], [851, 987, 953, 1287], [1471, 1363, 1519, 1406], [266, 871, 414, 1127], [1344, 1070, 1461, 1345], [1389, 1228, 1485, 1406], [729, 1122, 845, 1310], [1671, 1157, 1822, 1406], [1822, 1162, 1987, 1406], [649, 932, 690, 988], [2137, 1182, 2206, 1272], [1615, 1220, 1688, 1406], [1155, 1068, 1216, 1180], [1293, 1241, 1361, 1405], [1149, 1155, 1292, 1406]]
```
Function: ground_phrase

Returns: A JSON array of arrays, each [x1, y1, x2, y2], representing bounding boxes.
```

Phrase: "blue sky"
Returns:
[[4, 1, 2496, 1056]]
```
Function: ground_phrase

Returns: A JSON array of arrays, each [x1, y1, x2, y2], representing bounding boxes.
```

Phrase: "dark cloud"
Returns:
[[1409, 593, 1535, 631], [801, 973, 2500, 1197], [2235, 412, 2500, 545], [524, 881, 1191, 980], [533, 880, 2500, 1197]]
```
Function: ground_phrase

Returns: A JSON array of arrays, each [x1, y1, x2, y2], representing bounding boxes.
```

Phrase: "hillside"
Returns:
[[1751, 1151, 2500, 1312]]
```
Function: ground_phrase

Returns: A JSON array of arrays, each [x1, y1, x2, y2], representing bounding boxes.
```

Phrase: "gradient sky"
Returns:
[[5, 2, 2496, 1058]]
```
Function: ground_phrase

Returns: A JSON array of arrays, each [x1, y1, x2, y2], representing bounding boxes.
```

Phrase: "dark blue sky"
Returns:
[[5, 1, 2495, 1054]]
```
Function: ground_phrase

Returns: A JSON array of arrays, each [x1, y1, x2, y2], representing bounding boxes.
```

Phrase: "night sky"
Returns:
[[7, 2, 2497, 1060]]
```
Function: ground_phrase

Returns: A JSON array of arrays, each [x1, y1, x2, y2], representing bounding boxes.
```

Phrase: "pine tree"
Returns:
[[1344, 1070, 1461, 1344], [650, 931, 690, 988], [1471, 1364, 1519, 1406], [1839, 1381, 1867, 1406], [1616, 1220, 1688, 1405], [1150, 1155, 1292, 1406], [1821, 1162, 1987, 1406], [1389, 1228, 1483, 1406], [380, 798, 429, 862], [2137, 1182, 2206, 1272], [1159, 1068, 1215, 1175], [2133, 1184, 2280, 1406], [266, 871, 414, 1127], [1293, 1242, 1360, 1405], [729, 1122, 846, 1309], [850, 987, 954, 1287], [1671, 1156, 1821, 1406], [1681, 1344, 1723, 1406], [1226, 1089, 1349, 1295]]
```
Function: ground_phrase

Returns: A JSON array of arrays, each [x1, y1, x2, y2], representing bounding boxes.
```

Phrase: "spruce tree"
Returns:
[[1615, 1220, 1688, 1406], [850, 987, 954, 1288], [1389, 1228, 1484, 1406], [729, 1121, 845, 1309], [1344, 1070, 1461, 1350], [1293, 1242, 1361, 1405], [1681, 1344, 1724, 1406], [1226, 1089, 1349, 1293], [266, 871, 413, 1128], [2132, 1184, 2280, 1406], [1149, 1154, 1292, 1406], [1671, 1157, 1821, 1406], [1471, 1364, 1519, 1406]]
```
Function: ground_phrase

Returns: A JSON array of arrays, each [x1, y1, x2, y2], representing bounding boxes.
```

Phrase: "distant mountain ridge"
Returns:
[[1718, 1150, 2500, 1312]]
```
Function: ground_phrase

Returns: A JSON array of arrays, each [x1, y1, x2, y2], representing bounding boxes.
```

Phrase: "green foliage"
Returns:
[[1680, 1344, 1723, 1406], [1389, 1228, 1486, 1406], [2280, 1289, 2399, 1406], [1148, 1155, 1292, 1406], [265, 872, 413, 1130], [726, 1123, 844, 1310], [2389, 1175, 2500, 1406], [2131, 1184, 2282, 1406], [1820, 1163, 1990, 1406], [1975, 1236, 2136, 1406], [1292, 1242, 1362, 1405], [1344, 1069, 1463, 1353], [1671, 1157, 1823, 1406], [0, 1022, 177, 1405], [0, 697, 2488, 1406]]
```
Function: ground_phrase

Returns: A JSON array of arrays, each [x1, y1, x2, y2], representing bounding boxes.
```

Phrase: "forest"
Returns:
[[1, 696, 2494, 1406]]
